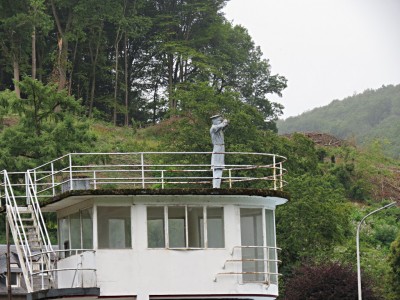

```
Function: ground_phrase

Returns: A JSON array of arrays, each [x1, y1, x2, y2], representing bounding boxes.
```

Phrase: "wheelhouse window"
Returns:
[[97, 206, 131, 249], [240, 208, 277, 284], [58, 208, 93, 256], [147, 206, 224, 249], [147, 207, 165, 248]]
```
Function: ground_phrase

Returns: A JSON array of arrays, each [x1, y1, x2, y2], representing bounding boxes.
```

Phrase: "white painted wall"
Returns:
[[56, 194, 286, 299]]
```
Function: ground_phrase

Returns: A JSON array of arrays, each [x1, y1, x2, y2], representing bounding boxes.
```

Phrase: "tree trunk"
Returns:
[[124, 32, 129, 126], [88, 27, 102, 118], [13, 54, 20, 98], [168, 53, 174, 110], [68, 40, 79, 95], [57, 36, 68, 91], [152, 83, 158, 124], [32, 26, 36, 80], [50, 0, 72, 91], [113, 29, 122, 125]]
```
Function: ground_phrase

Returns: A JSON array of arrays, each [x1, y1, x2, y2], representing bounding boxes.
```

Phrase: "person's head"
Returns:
[[211, 114, 223, 125]]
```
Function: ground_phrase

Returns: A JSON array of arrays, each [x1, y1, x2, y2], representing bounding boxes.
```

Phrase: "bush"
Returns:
[[283, 262, 378, 300]]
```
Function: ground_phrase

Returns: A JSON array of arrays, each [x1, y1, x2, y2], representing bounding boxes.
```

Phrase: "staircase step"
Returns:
[[26, 232, 39, 236], [20, 225, 36, 229], [17, 207, 31, 213]]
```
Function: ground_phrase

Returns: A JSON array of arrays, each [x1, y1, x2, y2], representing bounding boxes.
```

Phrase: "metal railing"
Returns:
[[30, 249, 97, 291], [1, 170, 56, 292], [215, 245, 281, 285], [5, 152, 286, 201], [2, 170, 34, 292]]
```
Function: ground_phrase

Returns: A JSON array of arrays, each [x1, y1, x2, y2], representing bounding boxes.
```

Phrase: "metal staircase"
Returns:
[[2, 170, 55, 292]]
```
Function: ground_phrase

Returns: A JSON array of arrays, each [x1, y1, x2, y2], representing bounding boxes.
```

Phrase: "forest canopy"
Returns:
[[0, 0, 286, 129]]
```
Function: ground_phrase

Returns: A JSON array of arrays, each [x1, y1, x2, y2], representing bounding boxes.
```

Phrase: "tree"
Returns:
[[283, 262, 378, 300], [0, 0, 32, 97], [157, 81, 267, 153], [0, 77, 96, 170], [29, 0, 52, 79], [389, 232, 400, 298], [207, 23, 287, 130], [276, 174, 351, 266]]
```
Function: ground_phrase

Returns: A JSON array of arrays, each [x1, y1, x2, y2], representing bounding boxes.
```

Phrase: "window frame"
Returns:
[[96, 205, 132, 249], [7, 272, 20, 288], [58, 207, 94, 255], [146, 205, 225, 250], [239, 207, 278, 284]]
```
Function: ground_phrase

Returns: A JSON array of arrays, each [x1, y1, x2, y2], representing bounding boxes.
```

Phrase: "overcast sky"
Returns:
[[223, 0, 400, 118]]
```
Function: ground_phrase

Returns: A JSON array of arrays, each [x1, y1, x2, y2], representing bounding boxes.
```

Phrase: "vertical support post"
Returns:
[[51, 162, 55, 196], [6, 214, 12, 300], [33, 169, 37, 194], [0, 173, 2, 206], [93, 171, 97, 190], [141, 153, 145, 188], [25, 172, 30, 205], [41, 252, 44, 290], [272, 155, 277, 190], [279, 162, 283, 190], [228, 169, 232, 188], [262, 209, 268, 284], [69, 154, 73, 191], [161, 171, 164, 189], [30, 256, 33, 290]]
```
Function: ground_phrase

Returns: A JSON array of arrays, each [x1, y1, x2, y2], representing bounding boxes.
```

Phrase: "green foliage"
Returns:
[[276, 173, 351, 266], [0, 0, 286, 130], [0, 77, 96, 170], [389, 232, 400, 298], [283, 262, 378, 300], [157, 82, 269, 153]]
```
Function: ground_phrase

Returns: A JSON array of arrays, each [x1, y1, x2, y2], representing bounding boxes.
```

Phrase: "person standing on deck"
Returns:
[[210, 115, 229, 188]]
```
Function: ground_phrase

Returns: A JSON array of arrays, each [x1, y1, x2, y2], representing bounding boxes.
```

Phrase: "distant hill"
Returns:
[[278, 84, 400, 158]]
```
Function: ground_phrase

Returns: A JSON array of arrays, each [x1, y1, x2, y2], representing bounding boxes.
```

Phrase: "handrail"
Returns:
[[26, 170, 54, 253], [2, 171, 32, 260], [18, 152, 287, 201], [1, 170, 34, 292], [215, 245, 281, 284], [31, 249, 97, 290]]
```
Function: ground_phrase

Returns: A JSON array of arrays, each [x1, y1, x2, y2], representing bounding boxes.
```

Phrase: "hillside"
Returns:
[[277, 84, 400, 158]]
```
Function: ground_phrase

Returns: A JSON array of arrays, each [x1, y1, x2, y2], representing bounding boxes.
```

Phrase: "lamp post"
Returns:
[[356, 202, 396, 300]]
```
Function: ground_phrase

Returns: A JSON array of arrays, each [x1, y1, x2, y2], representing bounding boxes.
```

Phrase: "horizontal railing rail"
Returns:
[[30, 249, 97, 291], [0, 152, 287, 204], [215, 245, 281, 285]]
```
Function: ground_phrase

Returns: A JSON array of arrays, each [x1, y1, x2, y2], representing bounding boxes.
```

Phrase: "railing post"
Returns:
[[273, 155, 277, 190], [93, 171, 97, 190], [279, 162, 283, 190], [69, 154, 73, 191], [51, 162, 55, 196], [41, 252, 44, 290], [33, 169, 37, 195], [228, 169, 232, 188], [25, 172, 30, 205], [161, 170, 164, 189], [141, 153, 145, 188]]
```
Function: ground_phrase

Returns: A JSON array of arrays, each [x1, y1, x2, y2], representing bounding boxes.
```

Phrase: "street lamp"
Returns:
[[356, 202, 397, 300]]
